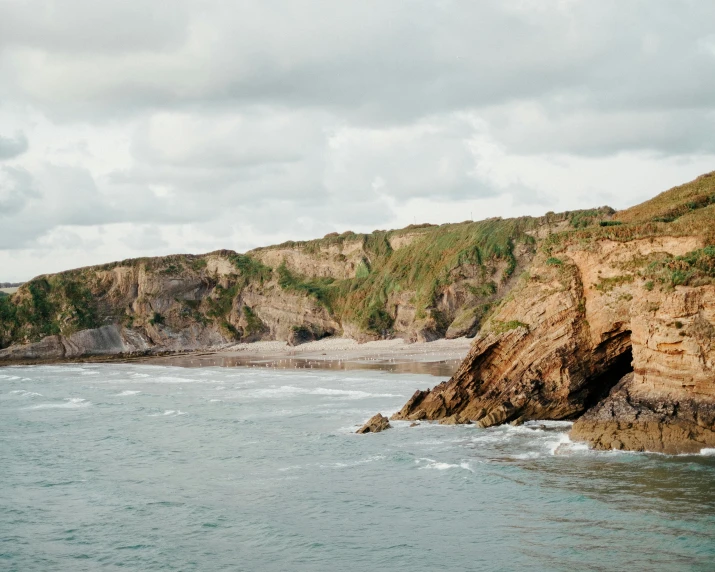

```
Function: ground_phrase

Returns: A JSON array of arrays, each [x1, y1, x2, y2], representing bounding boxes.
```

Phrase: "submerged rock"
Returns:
[[356, 413, 391, 434]]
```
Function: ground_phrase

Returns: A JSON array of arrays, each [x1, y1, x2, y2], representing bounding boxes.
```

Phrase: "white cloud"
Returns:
[[0, 0, 714, 281]]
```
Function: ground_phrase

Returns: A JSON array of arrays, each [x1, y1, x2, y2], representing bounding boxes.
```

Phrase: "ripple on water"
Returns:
[[1, 364, 713, 572]]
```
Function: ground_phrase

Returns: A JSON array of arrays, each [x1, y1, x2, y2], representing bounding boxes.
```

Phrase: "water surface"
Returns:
[[1, 365, 713, 571]]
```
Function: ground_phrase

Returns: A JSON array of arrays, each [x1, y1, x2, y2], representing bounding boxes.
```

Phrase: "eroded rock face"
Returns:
[[571, 373, 715, 454], [0, 325, 152, 361], [356, 413, 391, 434], [392, 237, 714, 453]]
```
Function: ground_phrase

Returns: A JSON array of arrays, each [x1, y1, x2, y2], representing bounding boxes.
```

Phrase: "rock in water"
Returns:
[[356, 413, 391, 434], [570, 373, 715, 455]]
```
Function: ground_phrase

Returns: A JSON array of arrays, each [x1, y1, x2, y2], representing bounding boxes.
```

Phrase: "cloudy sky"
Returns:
[[1, 0, 714, 281]]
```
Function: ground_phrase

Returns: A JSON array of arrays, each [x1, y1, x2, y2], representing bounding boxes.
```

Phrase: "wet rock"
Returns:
[[571, 373, 715, 455], [356, 413, 391, 434]]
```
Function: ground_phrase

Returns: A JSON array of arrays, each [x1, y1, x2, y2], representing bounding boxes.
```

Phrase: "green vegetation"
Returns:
[[543, 172, 715, 252], [277, 263, 335, 308], [207, 283, 240, 319], [595, 275, 635, 292], [569, 209, 612, 229], [149, 312, 165, 326], [491, 320, 530, 334], [546, 257, 564, 266], [642, 247, 715, 289], [242, 306, 264, 337], [0, 275, 100, 347], [225, 252, 272, 284]]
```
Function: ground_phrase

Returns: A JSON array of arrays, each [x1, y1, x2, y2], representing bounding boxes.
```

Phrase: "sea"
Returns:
[[1, 363, 713, 571]]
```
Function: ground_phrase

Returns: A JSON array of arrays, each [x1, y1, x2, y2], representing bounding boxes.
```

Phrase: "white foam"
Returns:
[[416, 457, 474, 472], [246, 385, 398, 399], [30, 398, 90, 410], [700, 448, 715, 456], [149, 376, 198, 384], [328, 455, 386, 468], [115, 390, 141, 396], [511, 452, 541, 460], [149, 409, 187, 417], [9, 390, 43, 397], [547, 432, 573, 455]]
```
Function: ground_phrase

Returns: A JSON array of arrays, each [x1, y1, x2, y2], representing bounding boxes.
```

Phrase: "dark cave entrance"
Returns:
[[580, 330, 634, 412]]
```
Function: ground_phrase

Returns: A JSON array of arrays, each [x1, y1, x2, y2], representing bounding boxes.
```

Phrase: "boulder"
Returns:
[[356, 413, 391, 434]]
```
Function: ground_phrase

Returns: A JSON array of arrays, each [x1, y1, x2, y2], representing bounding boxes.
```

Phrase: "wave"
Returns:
[[9, 390, 43, 398], [326, 455, 386, 469], [115, 390, 141, 396], [416, 457, 475, 472], [29, 398, 90, 410], [246, 385, 399, 399], [149, 410, 187, 417]]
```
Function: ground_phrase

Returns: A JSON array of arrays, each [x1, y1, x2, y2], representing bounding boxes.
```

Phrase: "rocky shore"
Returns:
[[391, 173, 714, 453]]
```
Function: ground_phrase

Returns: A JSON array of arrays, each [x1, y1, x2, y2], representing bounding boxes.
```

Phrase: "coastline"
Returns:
[[0, 337, 473, 377], [144, 337, 473, 376]]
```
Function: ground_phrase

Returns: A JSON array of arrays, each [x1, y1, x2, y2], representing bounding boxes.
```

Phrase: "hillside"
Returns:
[[0, 207, 613, 357]]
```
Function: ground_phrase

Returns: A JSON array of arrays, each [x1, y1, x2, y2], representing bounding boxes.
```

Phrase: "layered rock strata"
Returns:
[[393, 235, 714, 453]]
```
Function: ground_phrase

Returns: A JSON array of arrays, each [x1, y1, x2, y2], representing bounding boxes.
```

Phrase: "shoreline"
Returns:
[[144, 337, 473, 377], [0, 337, 474, 377]]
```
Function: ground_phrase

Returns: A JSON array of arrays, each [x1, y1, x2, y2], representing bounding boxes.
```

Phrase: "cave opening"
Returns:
[[580, 331, 634, 412]]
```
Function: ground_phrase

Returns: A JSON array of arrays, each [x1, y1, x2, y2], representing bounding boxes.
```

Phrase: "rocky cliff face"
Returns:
[[393, 173, 715, 453], [2, 211, 601, 361]]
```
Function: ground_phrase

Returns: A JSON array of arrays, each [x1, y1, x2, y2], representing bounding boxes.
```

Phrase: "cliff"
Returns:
[[0, 209, 610, 361], [393, 172, 715, 453]]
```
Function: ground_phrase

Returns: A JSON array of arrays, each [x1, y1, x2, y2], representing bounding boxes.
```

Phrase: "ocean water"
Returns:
[[1, 365, 713, 572]]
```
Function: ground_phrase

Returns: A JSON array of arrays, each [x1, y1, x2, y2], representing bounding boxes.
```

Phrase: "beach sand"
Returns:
[[146, 337, 474, 377]]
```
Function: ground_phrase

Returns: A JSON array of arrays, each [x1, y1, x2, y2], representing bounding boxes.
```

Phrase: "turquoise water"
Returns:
[[1, 364, 713, 571]]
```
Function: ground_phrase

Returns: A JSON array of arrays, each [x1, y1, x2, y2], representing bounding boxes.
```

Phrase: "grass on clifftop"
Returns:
[[543, 172, 715, 253]]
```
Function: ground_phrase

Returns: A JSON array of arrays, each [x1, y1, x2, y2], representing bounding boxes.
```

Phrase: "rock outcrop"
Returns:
[[571, 373, 715, 454], [393, 173, 715, 453], [356, 413, 391, 434]]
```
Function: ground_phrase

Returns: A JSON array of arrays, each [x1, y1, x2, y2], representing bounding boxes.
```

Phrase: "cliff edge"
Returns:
[[393, 172, 715, 453]]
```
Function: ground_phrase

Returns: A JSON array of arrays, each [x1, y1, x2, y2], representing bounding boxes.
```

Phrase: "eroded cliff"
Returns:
[[2, 210, 608, 361], [393, 172, 715, 453]]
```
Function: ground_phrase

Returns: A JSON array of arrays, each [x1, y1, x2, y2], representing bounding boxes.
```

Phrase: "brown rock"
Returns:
[[392, 233, 714, 453], [356, 413, 391, 434], [571, 373, 715, 454]]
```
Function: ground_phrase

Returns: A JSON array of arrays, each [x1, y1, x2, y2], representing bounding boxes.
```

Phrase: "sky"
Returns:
[[1, 0, 714, 282]]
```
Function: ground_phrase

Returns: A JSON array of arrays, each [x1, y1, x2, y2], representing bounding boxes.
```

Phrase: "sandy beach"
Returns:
[[146, 337, 474, 377]]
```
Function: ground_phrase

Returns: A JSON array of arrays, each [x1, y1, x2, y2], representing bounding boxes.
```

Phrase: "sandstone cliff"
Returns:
[[1, 210, 608, 362], [393, 173, 715, 453]]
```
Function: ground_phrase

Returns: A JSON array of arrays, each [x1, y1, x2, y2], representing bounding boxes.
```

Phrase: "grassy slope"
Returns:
[[541, 171, 715, 290]]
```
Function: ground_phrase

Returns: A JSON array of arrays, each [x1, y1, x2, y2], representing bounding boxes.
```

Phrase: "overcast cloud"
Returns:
[[0, 0, 714, 281]]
